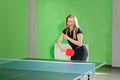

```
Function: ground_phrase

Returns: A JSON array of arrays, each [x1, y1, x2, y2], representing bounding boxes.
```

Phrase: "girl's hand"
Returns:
[[63, 34, 69, 40], [60, 48, 66, 52]]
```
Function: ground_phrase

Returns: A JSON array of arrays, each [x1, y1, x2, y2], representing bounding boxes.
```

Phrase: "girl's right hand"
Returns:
[[61, 48, 66, 52]]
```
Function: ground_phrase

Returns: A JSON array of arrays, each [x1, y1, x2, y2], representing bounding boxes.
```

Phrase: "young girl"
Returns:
[[57, 14, 88, 61]]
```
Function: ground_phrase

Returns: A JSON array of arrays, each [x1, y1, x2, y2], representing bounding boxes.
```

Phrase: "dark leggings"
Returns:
[[71, 45, 88, 61]]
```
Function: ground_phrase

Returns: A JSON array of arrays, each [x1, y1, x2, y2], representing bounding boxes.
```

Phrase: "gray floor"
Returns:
[[95, 67, 120, 80], [82, 66, 120, 80]]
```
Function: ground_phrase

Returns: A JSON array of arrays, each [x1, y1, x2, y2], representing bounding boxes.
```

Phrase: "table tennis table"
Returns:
[[0, 58, 105, 80]]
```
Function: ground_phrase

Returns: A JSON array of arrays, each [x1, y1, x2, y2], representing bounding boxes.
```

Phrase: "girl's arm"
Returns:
[[57, 33, 66, 52], [64, 33, 83, 47]]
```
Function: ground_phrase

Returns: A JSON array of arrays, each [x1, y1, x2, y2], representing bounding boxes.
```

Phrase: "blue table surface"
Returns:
[[0, 58, 105, 80]]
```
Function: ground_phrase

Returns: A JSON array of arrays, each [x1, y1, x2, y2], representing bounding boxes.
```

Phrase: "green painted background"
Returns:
[[0, 0, 27, 59], [39, 0, 112, 65], [0, 0, 112, 65]]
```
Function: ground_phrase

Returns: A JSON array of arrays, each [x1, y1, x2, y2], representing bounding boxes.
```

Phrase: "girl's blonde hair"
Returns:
[[65, 14, 80, 39]]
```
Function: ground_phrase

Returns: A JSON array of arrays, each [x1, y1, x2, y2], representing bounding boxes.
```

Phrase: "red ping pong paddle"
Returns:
[[65, 48, 74, 56]]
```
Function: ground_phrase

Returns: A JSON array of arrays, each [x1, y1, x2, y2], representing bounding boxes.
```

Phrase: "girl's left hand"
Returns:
[[63, 34, 69, 40]]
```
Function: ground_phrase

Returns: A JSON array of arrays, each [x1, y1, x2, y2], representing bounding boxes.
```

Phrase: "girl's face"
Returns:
[[67, 17, 74, 29]]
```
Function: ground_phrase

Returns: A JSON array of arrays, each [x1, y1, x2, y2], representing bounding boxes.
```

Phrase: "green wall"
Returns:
[[0, 0, 27, 59], [0, 0, 112, 65], [39, 0, 112, 64]]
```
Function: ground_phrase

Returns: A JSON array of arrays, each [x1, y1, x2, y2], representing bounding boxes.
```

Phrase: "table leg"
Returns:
[[88, 75, 90, 80]]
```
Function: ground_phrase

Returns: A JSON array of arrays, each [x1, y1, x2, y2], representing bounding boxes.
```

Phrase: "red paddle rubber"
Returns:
[[65, 49, 74, 56]]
